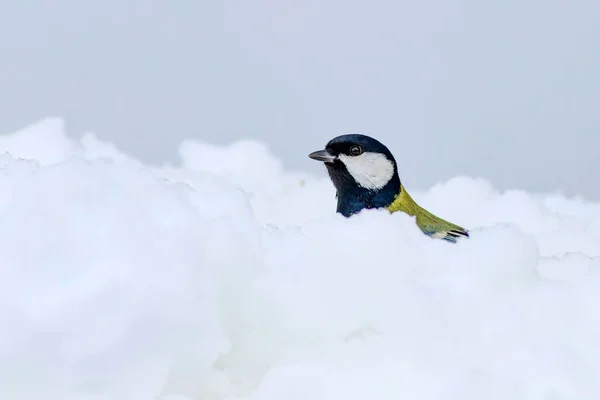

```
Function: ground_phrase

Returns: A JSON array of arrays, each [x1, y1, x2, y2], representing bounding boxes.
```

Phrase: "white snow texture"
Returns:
[[1, 118, 599, 400]]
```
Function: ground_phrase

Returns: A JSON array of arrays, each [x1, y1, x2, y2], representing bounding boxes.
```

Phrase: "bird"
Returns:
[[308, 134, 469, 243]]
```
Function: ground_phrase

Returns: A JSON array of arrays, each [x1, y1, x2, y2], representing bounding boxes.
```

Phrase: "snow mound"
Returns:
[[0, 118, 599, 400]]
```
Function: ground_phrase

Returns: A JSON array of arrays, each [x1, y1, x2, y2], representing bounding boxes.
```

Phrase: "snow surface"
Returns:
[[1, 118, 600, 400]]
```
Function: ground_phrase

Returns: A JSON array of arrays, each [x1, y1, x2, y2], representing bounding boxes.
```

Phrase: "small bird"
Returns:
[[308, 134, 469, 243]]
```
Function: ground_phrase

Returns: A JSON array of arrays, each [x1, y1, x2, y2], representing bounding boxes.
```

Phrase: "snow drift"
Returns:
[[0, 118, 599, 400]]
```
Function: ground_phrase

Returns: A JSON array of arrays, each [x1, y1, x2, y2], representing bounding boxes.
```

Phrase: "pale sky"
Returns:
[[1, 0, 599, 199]]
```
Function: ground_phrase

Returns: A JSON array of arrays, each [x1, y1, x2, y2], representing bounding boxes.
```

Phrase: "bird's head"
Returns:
[[308, 134, 401, 215]]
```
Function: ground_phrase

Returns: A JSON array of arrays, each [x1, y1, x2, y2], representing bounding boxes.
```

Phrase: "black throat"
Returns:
[[325, 162, 401, 217]]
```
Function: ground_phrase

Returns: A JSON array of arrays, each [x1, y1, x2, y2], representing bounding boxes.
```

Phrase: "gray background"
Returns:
[[1, 0, 599, 199]]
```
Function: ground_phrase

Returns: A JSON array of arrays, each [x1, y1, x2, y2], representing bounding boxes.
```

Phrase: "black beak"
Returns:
[[308, 149, 337, 163]]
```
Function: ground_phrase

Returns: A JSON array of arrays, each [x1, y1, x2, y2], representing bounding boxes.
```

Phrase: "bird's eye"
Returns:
[[349, 145, 363, 156]]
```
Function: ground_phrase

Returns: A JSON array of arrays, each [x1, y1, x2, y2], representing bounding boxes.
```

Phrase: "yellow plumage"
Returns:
[[386, 184, 469, 242]]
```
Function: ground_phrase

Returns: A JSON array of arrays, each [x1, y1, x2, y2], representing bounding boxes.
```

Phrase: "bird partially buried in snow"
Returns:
[[309, 134, 469, 243]]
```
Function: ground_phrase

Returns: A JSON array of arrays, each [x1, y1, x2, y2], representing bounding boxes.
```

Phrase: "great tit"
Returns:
[[309, 134, 469, 243]]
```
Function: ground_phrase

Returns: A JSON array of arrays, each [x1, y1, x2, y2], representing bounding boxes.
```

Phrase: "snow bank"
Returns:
[[0, 118, 599, 400]]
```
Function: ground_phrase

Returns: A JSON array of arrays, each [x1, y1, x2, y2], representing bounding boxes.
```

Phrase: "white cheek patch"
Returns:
[[338, 152, 395, 190]]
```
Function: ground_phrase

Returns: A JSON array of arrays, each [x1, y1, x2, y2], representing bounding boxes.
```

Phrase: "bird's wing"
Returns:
[[416, 212, 470, 243], [423, 226, 470, 243], [387, 185, 469, 243]]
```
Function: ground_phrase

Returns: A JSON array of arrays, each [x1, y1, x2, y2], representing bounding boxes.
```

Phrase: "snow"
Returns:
[[1, 118, 599, 400]]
